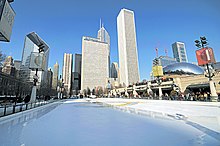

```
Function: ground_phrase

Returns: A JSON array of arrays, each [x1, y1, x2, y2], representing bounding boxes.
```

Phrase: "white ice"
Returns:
[[0, 99, 219, 146]]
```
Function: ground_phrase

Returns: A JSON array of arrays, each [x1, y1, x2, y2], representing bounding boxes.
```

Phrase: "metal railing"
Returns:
[[0, 99, 60, 117]]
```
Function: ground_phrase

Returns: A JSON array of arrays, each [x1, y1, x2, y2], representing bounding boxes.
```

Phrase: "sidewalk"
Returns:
[[90, 98, 220, 135]]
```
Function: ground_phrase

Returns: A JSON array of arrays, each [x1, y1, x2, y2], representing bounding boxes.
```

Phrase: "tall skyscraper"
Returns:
[[81, 36, 109, 90], [172, 42, 188, 62], [98, 21, 111, 77], [111, 62, 119, 79], [46, 68, 53, 91], [20, 32, 49, 88], [117, 8, 140, 86], [72, 54, 82, 92], [62, 53, 73, 95], [74, 54, 82, 75], [52, 61, 59, 90]]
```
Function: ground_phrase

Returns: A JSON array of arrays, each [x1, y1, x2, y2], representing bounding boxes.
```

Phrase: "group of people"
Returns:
[[112, 90, 219, 102], [149, 91, 214, 101]]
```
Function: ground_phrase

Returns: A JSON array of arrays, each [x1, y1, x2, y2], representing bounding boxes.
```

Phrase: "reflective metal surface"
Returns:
[[163, 62, 204, 75]]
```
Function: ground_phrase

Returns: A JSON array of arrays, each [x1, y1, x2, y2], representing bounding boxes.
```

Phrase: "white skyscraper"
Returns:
[[81, 22, 110, 90], [62, 53, 73, 95], [117, 8, 140, 86], [172, 42, 188, 62]]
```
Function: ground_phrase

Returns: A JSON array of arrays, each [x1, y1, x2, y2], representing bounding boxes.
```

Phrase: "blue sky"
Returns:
[[1, 0, 220, 80]]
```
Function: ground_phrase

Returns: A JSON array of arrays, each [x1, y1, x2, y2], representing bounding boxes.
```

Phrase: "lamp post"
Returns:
[[195, 36, 218, 102], [59, 75, 64, 99], [30, 37, 45, 103]]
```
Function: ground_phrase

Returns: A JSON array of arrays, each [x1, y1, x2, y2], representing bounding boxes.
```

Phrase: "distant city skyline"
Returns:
[[1, 0, 220, 80]]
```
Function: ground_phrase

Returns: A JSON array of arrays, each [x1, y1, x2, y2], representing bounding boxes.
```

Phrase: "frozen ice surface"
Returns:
[[0, 99, 219, 146]]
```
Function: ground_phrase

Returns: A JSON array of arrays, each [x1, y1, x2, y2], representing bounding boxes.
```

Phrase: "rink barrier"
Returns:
[[0, 99, 61, 118]]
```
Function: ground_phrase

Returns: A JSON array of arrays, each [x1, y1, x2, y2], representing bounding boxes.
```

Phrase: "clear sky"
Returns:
[[1, 0, 220, 80]]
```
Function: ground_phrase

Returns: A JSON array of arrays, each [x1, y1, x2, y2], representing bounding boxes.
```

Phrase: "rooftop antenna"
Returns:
[[100, 18, 102, 29], [155, 48, 158, 57], [155, 42, 160, 58]]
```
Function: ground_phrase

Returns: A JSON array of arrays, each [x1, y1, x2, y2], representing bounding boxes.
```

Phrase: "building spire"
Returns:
[[100, 18, 102, 29]]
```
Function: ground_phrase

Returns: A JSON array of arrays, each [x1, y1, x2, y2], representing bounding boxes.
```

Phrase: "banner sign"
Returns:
[[29, 52, 46, 71], [0, 0, 15, 42], [196, 48, 216, 66], [152, 65, 163, 77]]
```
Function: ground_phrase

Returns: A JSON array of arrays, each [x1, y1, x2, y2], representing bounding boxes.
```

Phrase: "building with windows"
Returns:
[[72, 54, 82, 94], [72, 54, 82, 93], [1, 56, 15, 76], [19, 32, 49, 89], [111, 62, 119, 79], [117, 8, 140, 86], [74, 54, 82, 75], [52, 62, 59, 90], [81, 36, 109, 90], [46, 68, 53, 91], [62, 53, 73, 96], [172, 42, 188, 62]]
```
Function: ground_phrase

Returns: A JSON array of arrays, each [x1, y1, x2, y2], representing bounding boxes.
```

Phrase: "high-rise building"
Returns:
[[81, 36, 109, 90], [172, 42, 188, 62], [111, 62, 119, 78], [72, 54, 82, 92], [46, 68, 53, 91], [2, 56, 15, 76], [153, 56, 177, 67], [62, 53, 73, 95], [117, 8, 140, 86], [14, 60, 21, 78], [20, 32, 49, 89], [97, 21, 111, 77], [97, 20, 110, 45], [52, 61, 59, 90], [81, 22, 110, 90], [74, 54, 82, 75]]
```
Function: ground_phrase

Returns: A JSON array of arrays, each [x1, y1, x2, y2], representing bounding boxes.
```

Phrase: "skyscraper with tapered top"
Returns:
[[117, 8, 140, 86]]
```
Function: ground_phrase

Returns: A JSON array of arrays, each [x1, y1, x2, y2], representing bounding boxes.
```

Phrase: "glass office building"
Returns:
[[172, 42, 188, 62]]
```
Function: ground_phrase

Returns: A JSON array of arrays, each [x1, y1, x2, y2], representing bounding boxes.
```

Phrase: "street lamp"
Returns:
[[29, 33, 45, 103], [195, 36, 218, 102], [58, 75, 64, 99]]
